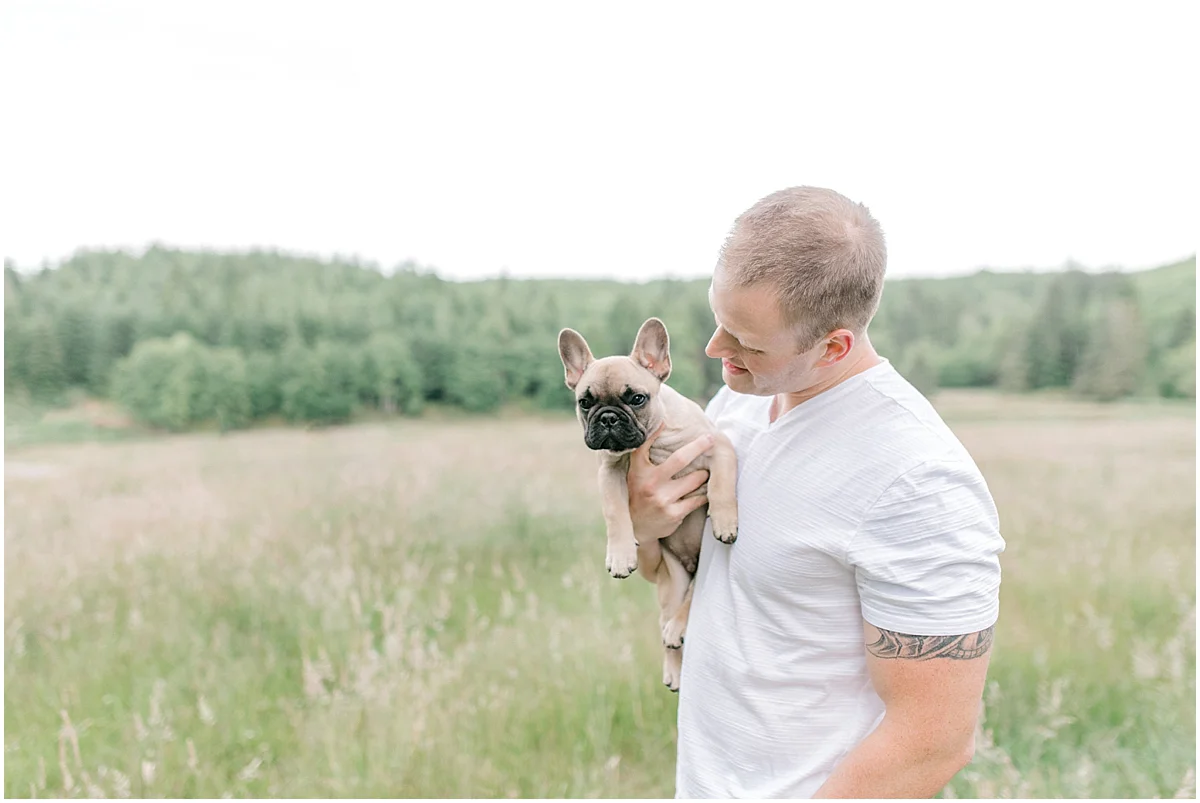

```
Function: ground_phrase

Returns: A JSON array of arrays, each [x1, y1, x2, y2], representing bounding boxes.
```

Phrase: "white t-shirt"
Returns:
[[675, 358, 1005, 799]]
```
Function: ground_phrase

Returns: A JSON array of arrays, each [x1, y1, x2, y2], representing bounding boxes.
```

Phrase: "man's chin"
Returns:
[[724, 368, 775, 397]]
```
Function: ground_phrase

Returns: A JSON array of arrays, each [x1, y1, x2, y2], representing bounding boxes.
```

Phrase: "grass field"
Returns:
[[4, 391, 1196, 798]]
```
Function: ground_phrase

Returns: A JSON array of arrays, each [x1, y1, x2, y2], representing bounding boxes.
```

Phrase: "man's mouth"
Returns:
[[723, 360, 748, 376]]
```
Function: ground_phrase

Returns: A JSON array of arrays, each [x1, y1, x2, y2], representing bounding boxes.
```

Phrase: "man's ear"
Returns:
[[631, 317, 672, 381], [817, 329, 856, 365], [558, 328, 594, 390]]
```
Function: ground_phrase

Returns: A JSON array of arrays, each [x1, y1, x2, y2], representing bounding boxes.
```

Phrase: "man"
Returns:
[[626, 186, 1005, 798]]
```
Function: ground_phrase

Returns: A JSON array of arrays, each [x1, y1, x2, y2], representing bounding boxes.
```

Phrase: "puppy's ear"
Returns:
[[631, 317, 671, 382], [558, 328, 595, 390]]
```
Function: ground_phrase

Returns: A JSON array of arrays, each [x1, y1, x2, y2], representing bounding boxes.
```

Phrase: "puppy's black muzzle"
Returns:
[[584, 405, 645, 452]]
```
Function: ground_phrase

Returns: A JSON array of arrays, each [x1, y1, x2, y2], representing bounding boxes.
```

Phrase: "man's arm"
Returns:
[[811, 620, 993, 799]]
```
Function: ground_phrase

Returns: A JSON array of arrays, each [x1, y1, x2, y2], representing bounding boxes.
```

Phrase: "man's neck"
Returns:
[[770, 341, 883, 423]]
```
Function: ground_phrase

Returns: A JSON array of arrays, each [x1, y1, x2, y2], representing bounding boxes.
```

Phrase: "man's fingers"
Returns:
[[670, 493, 709, 521], [662, 433, 715, 474], [667, 469, 709, 498]]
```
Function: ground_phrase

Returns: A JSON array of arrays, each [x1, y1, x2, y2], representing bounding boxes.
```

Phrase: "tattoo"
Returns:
[[867, 626, 994, 660]]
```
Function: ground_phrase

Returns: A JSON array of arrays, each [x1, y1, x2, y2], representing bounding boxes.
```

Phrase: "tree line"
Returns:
[[3, 248, 1194, 431]]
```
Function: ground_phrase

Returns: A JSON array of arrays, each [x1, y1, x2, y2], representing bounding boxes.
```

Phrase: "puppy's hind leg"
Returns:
[[662, 576, 694, 650], [662, 642, 684, 693], [658, 549, 692, 650], [650, 555, 687, 692]]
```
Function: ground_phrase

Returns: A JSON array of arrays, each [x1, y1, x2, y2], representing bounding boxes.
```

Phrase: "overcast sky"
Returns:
[[3, 1, 1195, 281]]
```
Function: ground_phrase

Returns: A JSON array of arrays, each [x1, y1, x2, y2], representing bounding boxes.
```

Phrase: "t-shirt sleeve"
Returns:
[[846, 458, 1005, 636]]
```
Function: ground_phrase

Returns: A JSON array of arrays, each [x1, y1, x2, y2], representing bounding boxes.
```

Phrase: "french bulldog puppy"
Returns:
[[558, 317, 738, 691]]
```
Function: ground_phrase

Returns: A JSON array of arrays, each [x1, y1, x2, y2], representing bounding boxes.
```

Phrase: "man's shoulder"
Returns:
[[808, 366, 987, 508], [703, 368, 983, 480], [856, 367, 974, 463]]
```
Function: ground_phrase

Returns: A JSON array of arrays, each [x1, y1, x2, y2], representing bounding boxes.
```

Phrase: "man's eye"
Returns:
[[629, 394, 647, 406], [579, 398, 594, 410]]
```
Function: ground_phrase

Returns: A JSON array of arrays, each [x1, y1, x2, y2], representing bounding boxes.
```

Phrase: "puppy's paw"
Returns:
[[662, 649, 682, 692], [711, 511, 739, 544], [605, 542, 639, 579], [661, 615, 686, 649]]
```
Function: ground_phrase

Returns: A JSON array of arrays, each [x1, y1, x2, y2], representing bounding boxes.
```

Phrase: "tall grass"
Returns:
[[4, 393, 1195, 797]]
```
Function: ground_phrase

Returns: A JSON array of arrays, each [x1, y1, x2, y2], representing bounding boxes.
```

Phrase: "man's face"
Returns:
[[705, 270, 829, 397]]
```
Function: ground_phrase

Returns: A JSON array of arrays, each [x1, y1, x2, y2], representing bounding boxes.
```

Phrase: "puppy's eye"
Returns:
[[578, 398, 594, 410], [629, 394, 647, 406]]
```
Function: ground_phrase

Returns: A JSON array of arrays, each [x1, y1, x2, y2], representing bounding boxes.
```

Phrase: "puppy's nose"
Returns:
[[598, 410, 619, 428]]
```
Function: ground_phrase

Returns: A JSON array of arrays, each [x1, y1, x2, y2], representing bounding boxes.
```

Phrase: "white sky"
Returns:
[[2, 1, 1196, 281]]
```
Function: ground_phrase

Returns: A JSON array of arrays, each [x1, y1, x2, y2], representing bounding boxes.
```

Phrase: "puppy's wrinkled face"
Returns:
[[574, 357, 661, 452], [558, 317, 673, 455]]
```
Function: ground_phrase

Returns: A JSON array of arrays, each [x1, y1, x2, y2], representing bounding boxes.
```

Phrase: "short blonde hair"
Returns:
[[718, 186, 887, 349]]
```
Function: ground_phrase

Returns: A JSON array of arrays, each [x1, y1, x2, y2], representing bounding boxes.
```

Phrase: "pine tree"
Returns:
[[1073, 297, 1147, 401], [4, 306, 25, 394], [446, 345, 506, 413], [24, 315, 68, 402], [363, 333, 424, 415], [902, 342, 940, 399], [997, 324, 1032, 392], [57, 304, 95, 387]]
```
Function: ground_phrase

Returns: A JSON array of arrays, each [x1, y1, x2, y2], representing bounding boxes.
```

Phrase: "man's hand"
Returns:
[[627, 424, 714, 543]]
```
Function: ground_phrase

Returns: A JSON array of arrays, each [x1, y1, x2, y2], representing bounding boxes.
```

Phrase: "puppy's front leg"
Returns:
[[707, 432, 739, 544], [598, 459, 639, 579]]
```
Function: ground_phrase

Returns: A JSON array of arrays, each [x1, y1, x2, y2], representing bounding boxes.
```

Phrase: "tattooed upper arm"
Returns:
[[866, 625, 994, 661], [860, 620, 993, 742]]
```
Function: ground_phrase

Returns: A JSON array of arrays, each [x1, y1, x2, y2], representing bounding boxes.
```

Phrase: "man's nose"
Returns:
[[705, 327, 734, 359], [599, 410, 619, 428]]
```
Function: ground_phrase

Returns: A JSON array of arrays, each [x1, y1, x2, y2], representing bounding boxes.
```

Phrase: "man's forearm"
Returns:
[[811, 716, 973, 799]]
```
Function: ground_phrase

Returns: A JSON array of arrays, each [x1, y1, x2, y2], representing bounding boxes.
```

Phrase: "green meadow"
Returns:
[[4, 391, 1195, 798]]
